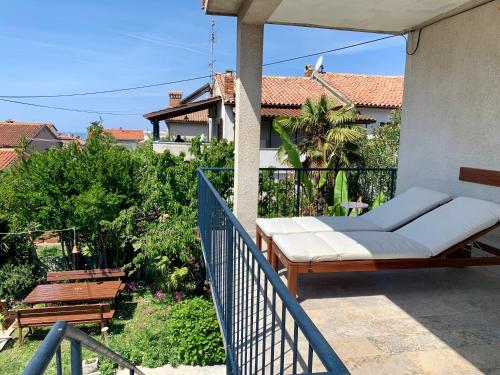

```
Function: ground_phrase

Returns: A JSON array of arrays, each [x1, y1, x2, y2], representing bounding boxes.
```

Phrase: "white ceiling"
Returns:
[[205, 0, 487, 33]]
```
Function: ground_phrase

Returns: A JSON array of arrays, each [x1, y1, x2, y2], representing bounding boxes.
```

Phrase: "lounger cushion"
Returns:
[[317, 232, 431, 261], [396, 197, 500, 256], [362, 187, 452, 231], [273, 233, 340, 262], [291, 216, 381, 232], [256, 218, 310, 237], [273, 232, 430, 262], [257, 186, 451, 237]]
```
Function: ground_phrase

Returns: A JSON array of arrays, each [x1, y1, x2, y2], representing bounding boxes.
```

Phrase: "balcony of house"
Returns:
[[198, 167, 500, 374]]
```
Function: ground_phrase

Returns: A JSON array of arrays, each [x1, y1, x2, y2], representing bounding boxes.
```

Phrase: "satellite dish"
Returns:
[[314, 56, 324, 72]]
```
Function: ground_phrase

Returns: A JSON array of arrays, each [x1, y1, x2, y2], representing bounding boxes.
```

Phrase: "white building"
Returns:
[[144, 70, 403, 167]]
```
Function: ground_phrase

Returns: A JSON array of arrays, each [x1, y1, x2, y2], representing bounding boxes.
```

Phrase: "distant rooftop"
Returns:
[[0, 119, 58, 147], [103, 128, 144, 141], [0, 148, 18, 169]]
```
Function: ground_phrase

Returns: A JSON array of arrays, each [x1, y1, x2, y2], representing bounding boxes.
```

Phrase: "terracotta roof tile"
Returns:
[[0, 148, 18, 169], [261, 107, 374, 123], [214, 73, 343, 106], [0, 120, 54, 147], [103, 128, 144, 141], [169, 110, 209, 123], [58, 135, 85, 145], [317, 73, 403, 108]]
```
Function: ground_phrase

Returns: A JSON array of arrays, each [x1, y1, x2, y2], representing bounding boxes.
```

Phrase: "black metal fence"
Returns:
[[198, 168, 350, 375], [204, 168, 397, 218]]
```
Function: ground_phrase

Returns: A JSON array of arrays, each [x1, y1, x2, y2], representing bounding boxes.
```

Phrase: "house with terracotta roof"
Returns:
[[0, 119, 62, 169], [144, 69, 403, 166], [57, 134, 85, 146], [101, 128, 145, 149]]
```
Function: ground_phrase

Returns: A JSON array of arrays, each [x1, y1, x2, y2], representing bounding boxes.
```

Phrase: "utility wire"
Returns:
[[0, 35, 403, 115], [0, 75, 212, 99], [0, 227, 76, 235], [263, 34, 399, 66], [0, 98, 142, 116], [0, 35, 400, 100]]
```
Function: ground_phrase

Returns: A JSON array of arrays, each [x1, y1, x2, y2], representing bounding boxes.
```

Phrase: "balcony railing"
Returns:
[[23, 321, 143, 375], [204, 167, 397, 217], [198, 168, 351, 374]]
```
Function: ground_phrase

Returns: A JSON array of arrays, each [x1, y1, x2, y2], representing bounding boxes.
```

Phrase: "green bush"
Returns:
[[164, 297, 225, 366], [0, 262, 38, 303], [104, 296, 224, 370]]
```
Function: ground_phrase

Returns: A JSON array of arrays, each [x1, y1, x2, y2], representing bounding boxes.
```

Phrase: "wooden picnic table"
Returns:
[[22, 281, 122, 306], [46, 268, 125, 282]]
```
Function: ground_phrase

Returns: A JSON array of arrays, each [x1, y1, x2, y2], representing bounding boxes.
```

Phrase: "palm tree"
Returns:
[[274, 95, 363, 169], [273, 95, 364, 215]]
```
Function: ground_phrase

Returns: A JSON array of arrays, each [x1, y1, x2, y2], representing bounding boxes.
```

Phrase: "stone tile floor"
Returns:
[[288, 265, 500, 374]]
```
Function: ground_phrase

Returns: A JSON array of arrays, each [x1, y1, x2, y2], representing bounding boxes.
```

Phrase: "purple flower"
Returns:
[[155, 290, 166, 299], [125, 282, 137, 291], [173, 291, 182, 302]]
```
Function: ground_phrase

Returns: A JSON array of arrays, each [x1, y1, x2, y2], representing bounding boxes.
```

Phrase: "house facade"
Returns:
[[0, 119, 61, 169], [144, 70, 403, 167], [101, 128, 144, 150]]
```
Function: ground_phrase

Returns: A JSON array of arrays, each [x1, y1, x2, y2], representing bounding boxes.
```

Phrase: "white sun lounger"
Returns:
[[256, 187, 452, 252], [271, 197, 500, 297]]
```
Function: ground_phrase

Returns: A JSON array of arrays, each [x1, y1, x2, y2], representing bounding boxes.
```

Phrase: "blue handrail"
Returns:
[[198, 168, 350, 374], [23, 321, 144, 375]]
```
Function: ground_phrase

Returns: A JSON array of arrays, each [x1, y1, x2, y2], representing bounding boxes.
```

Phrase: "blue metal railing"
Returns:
[[198, 168, 350, 375], [204, 167, 397, 218], [23, 321, 144, 375]]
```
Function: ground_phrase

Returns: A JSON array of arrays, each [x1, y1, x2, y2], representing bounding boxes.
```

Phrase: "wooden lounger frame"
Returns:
[[270, 223, 500, 298]]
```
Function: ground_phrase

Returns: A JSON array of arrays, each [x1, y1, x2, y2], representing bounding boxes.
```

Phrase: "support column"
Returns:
[[152, 120, 160, 141], [233, 19, 263, 234]]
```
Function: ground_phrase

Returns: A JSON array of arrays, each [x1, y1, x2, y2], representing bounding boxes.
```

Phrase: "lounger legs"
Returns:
[[256, 226, 262, 250], [287, 266, 298, 298]]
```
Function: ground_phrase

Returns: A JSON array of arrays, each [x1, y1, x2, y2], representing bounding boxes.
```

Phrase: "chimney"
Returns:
[[169, 91, 183, 107], [304, 65, 314, 78]]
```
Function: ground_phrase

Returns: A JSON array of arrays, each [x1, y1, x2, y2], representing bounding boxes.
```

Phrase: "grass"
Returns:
[[0, 290, 172, 375], [36, 245, 61, 258]]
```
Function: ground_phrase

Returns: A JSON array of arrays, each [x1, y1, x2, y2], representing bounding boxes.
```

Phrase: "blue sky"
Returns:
[[0, 1, 406, 134]]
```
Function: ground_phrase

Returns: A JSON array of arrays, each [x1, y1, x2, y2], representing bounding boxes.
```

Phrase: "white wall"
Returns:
[[358, 107, 394, 129], [222, 104, 235, 140], [166, 122, 208, 140], [153, 142, 196, 159], [116, 140, 139, 150], [398, 1, 500, 205], [259, 148, 287, 168]]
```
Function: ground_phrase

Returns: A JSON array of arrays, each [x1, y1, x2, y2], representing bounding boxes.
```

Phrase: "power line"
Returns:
[[0, 35, 400, 100], [0, 35, 403, 115], [0, 227, 76, 235], [0, 75, 212, 99], [0, 98, 142, 116], [263, 34, 399, 66]]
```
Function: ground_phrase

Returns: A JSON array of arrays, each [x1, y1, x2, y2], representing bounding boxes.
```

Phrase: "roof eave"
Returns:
[[144, 96, 221, 122]]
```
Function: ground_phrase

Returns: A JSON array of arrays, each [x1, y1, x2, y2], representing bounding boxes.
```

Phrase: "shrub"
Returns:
[[164, 297, 225, 366], [102, 296, 224, 370], [0, 262, 38, 303]]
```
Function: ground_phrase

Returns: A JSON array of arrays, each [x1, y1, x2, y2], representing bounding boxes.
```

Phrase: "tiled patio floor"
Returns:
[[285, 265, 500, 375]]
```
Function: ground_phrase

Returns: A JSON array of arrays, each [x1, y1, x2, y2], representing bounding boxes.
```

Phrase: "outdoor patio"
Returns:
[[285, 264, 500, 374]]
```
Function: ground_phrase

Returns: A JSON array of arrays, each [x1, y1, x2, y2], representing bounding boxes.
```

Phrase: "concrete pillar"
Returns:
[[233, 19, 264, 233], [152, 120, 160, 141]]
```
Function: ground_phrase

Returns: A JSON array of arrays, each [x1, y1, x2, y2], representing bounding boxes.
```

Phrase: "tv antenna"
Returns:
[[209, 17, 216, 86], [314, 56, 324, 73]]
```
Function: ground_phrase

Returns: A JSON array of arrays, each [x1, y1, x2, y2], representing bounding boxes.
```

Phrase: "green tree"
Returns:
[[275, 95, 364, 168], [359, 109, 401, 168]]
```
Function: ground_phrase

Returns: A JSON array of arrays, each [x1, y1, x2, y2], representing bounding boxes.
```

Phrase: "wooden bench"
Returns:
[[46, 268, 125, 283], [3, 304, 114, 345]]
